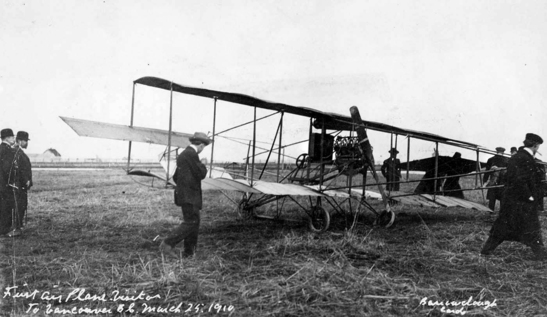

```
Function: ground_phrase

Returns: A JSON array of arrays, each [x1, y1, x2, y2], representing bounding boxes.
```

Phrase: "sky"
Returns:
[[1, 0, 545, 164]]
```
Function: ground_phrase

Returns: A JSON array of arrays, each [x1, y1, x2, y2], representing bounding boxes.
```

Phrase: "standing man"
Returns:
[[0, 128, 16, 236], [443, 152, 465, 199], [483, 147, 509, 211], [481, 133, 547, 260], [160, 132, 211, 257], [510, 147, 518, 156], [381, 148, 401, 191], [11, 131, 32, 236]]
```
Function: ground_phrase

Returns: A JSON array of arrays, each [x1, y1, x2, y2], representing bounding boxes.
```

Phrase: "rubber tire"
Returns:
[[374, 210, 395, 228], [308, 206, 331, 232]]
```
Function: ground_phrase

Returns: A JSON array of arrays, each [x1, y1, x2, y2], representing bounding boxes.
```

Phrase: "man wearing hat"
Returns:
[[510, 147, 518, 156], [443, 152, 465, 198], [381, 148, 401, 191], [481, 133, 547, 260], [160, 132, 211, 256], [9, 131, 32, 236], [483, 146, 509, 211], [0, 128, 16, 235]]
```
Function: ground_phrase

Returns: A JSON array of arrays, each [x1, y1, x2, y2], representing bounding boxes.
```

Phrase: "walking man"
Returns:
[[160, 132, 211, 256], [481, 133, 547, 260]]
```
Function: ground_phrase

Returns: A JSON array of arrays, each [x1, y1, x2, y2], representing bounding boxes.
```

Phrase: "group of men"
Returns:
[[0, 128, 32, 238], [382, 148, 469, 198], [161, 131, 546, 261], [379, 133, 547, 260]]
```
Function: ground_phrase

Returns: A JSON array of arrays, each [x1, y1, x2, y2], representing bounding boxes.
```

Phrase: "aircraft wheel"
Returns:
[[374, 210, 395, 228], [308, 206, 330, 232], [238, 199, 256, 220]]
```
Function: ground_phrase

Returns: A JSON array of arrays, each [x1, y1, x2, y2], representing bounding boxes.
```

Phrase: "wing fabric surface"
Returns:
[[202, 179, 323, 196], [60, 116, 192, 148], [128, 170, 491, 211], [134, 76, 491, 152]]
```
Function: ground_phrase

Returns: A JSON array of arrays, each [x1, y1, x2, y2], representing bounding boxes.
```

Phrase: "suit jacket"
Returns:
[[175, 146, 207, 209], [483, 154, 508, 183], [381, 158, 401, 181], [0, 142, 15, 193], [14, 146, 32, 190], [504, 149, 542, 202], [489, 148, 544, 243]]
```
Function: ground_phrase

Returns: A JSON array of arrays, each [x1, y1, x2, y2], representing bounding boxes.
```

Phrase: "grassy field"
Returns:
[[1, 169, 546, 316]]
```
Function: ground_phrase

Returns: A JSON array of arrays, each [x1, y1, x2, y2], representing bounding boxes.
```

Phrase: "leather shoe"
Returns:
[[159, 240, 175, 255]]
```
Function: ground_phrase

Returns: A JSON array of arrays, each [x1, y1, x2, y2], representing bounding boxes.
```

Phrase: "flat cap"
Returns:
[[525, 133, 543, 145], [189, 132, 212, 145]]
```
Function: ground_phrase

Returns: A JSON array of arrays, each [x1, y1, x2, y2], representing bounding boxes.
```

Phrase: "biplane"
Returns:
[[61, 76, 503, 232]]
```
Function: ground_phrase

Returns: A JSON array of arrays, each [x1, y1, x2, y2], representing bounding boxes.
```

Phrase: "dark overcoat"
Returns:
[[381, 158, 401, 191], [489, 148, 545, 245], [484, 154, 509, 200], [443, 157, 465, 198], [14, 146, 32, 190], [0, 142, 15, 192], [175, 146, 207, 209], [0, 142, 15, 234]]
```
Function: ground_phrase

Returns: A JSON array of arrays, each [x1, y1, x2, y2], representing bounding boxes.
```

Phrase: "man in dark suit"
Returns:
[[381, 148, 401, 191], [510, 146, 518, 156], [0, 128, 16, 235], [483, 147, 509, 211], [10, 131, 32, 237], [481, 133, 547, 260], [443, 152, 465, 198], [160, 132, 211, 256]]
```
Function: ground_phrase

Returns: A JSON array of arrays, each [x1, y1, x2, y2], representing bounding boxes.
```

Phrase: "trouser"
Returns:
[[481, 235, 547, 259], [488, 198, 497, 211], [15, 189, 27, 229], [164, 203, 200, 255], [0, 190, 15, 234]]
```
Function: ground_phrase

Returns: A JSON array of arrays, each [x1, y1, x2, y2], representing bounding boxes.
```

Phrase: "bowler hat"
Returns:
[[16, 131, 29, 141], [495, 147, 505, 153], [388, 148, 399, 154], [525, 133, 543, 145], [0, 128, 14, 139], [189, 132, 212, 145]]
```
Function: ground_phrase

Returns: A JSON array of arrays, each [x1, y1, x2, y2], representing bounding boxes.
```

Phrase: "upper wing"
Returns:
[[60, 116, 192, 148], [134, 76, 494, 153]]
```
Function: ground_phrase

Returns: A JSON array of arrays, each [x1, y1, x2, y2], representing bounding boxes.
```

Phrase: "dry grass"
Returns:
[[1, 169, 546, 316]]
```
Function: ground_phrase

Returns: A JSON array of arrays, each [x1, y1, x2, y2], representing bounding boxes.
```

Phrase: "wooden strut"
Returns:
[[166, 82, 174, 187], [126, 83, 136, 173], [433, 142, 439, 201], [209, 97, 218, 178]]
